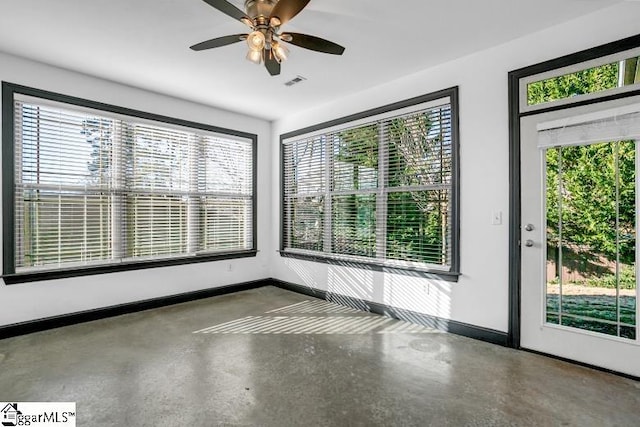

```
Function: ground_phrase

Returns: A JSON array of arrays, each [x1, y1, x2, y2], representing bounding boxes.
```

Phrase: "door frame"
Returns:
[[507, 34, 640, 357]]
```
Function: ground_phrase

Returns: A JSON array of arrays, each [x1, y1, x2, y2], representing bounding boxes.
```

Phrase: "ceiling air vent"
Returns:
[[284, 75, 307, 87]]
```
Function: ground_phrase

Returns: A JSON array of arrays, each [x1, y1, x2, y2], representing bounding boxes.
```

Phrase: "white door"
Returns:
[[520, 96, 640, 377]]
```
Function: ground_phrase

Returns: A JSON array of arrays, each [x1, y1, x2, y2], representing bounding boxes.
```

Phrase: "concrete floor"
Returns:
[[1, 286, 639, 427]]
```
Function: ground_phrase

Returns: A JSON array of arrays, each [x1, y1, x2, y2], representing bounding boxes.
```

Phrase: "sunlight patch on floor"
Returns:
[[194, 299, 435, 335]]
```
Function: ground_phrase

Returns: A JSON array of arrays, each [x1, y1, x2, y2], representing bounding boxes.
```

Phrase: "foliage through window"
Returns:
[[527, 55, 640, 339], [282, 90, 458, 273], [4, 87, 255, 277], [527, 55, 640, 106]]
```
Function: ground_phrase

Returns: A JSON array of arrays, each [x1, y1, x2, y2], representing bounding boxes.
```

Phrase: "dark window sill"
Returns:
[[2, 250, 258, 285], [279, 250, 460, 282]]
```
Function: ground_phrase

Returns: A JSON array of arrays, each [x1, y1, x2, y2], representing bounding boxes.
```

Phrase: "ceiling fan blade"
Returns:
[[282, 33, 345, 55], [270, 0, 311, 26], [190, 34, 246, 51], [264, 53, 281, 76], [201, 0, 249, 22]]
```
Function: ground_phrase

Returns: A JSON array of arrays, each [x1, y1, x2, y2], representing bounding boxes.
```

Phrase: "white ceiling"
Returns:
[[0, 0, 624, 120]]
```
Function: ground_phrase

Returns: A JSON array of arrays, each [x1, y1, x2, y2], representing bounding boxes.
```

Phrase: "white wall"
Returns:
[[3, 2, 639, 333], [270, 3, 640, 333], [0, 52, 273, 326]]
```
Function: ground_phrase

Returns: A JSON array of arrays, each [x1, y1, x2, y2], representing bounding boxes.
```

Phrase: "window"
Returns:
[[527, 55, 640, 106], [281, 88, 459, 277], [2, 84, 256, 282], [521, 49, 640, 112]]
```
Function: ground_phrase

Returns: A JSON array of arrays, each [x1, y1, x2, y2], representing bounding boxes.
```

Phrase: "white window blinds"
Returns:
[[283, 97, 454, 270], [537, 103, 640, 149], [12, 95, 254, 273]]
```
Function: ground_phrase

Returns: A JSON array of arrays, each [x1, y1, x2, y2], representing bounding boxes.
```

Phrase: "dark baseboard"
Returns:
[[5, 276, 635, 382], [0, 279, 269, 340], [0, 276, 508, 347], [270, 279, 509, 347]]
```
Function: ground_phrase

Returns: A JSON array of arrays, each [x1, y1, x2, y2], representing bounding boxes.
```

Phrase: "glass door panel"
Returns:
[[545, 142, 636, 340]]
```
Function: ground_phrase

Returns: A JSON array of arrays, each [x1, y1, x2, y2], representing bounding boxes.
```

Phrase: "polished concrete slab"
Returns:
[[0, 286, 638, 426]]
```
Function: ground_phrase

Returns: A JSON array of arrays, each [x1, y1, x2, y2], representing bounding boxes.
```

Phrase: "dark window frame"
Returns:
[[507, 33, 640, 348], [279, 87, 460, 281], [2, 82, 258, 284]]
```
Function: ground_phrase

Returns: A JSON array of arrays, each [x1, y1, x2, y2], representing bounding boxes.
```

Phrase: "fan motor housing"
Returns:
[[244, 0, 277, 19]]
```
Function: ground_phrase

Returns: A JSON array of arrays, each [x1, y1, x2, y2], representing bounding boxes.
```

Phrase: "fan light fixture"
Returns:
[[272, 41, 289, 63], [247, 30, 265, 51], [189, 0, 346, 76], [246, 49, 262, 64]]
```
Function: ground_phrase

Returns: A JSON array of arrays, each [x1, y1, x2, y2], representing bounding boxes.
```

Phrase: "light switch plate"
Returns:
[[492, 210, 503, 225]]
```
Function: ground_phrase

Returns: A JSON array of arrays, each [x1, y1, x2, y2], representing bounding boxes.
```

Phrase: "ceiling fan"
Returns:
[[190, 0, 345, 76]]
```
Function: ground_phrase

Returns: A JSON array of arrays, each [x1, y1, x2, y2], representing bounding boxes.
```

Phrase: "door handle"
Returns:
[[524, 239, 534, 247]]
